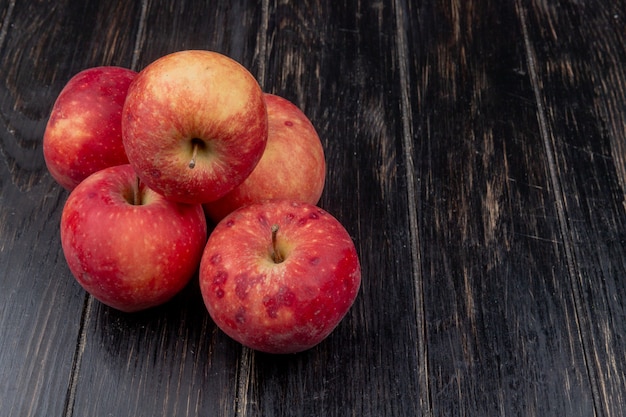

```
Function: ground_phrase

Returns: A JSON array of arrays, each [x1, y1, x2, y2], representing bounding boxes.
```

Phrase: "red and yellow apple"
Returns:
[[122, 50, 268, 204], [60, 164, 207, 312], [43, 66, 136, 190], [203, 93, 326, 222], [199, 199, 361, 354]]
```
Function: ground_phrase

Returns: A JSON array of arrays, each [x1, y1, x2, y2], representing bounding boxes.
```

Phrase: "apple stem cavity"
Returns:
[[271, 224, 284, 264]]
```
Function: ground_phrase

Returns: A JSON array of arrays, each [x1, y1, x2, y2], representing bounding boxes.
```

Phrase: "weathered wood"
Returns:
[[0, 1, 139, 416], [402, 0, 601, 415], [522, 1, 626, 415]]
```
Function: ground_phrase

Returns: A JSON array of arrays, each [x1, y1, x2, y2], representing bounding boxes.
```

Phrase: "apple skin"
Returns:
[[203, 93, 326, 222], [122, 50, 268, 205], [199, 199, 361, 354], [60, 164, 207, 312], [43, 66, 136, 190]]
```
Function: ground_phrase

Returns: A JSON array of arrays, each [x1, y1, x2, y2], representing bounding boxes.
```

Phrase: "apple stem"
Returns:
[[134, 176, 141, 206], [271, 224, 284, 263], [189, 141, 199, 169]]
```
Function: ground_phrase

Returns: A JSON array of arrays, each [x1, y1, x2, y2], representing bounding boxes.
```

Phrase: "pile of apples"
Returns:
[[42, 50, 361, 354]]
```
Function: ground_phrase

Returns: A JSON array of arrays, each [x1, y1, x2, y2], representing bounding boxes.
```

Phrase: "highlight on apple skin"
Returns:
[[60, 164, 208, 312], [199, 199, 361, 354], [43, 66, 136, 191]]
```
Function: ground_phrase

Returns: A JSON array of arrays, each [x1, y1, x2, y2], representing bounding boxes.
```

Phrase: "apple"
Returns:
[[43, 66, 136, 190], [122, 50, 268, 205], [199, 199, 361, 354], [60, 164, 207, 312], [203, 93, 326, 222]]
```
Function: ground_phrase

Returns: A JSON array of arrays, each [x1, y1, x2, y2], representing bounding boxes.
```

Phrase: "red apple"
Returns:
[[43, 66, 136, 190], [199, 199, 361, 354], [203, 93, 326, 222], [60, 164, 207, 312], [122, 50, 268, 204]]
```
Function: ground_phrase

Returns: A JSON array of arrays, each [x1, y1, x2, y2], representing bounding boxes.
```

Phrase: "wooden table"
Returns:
[[2, 1, 626, 416]]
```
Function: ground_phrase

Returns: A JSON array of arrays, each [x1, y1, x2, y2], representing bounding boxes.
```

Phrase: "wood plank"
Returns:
[[128, 0, 265, 75], [521, 1, 626, 415], [0, 1, 141, 416], [239, 1, 426, 416], [401, 0, 598, 415], [68, 1, 266, 416]]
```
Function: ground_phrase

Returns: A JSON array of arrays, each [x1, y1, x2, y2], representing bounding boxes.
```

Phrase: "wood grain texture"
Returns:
[[1, 0, 626, 416], [521, 1, 626, 415], [402, 0, 599, 415], [0, 1, 139, 416]]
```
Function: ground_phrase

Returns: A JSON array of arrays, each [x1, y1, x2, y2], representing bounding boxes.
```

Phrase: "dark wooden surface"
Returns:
[[1, 0, 626, 416]]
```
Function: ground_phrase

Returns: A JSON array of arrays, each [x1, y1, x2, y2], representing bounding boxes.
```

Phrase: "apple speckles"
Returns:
[[343, 275, 355, 291], [148, 168, 161, 179], [262, 286, 296, 319], [235, 308, 246, 324], [210, 253, 222, 265], [213, 270, 228, 285], [234, 273, 263, 300], [256, 214, 269, 226]]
